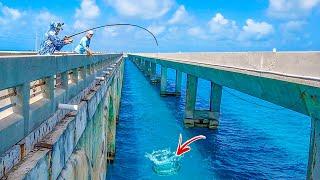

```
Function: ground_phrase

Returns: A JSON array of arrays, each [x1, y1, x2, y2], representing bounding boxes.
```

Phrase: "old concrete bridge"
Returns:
[[0, 51, 319, 179], [129, 52, 320, 180], [0, 52, 124, 179]]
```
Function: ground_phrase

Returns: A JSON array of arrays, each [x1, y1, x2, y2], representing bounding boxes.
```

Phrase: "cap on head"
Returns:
[[50, 22, 64, 31], [87, 30, 94, 35], [56, 22, 64, 30]]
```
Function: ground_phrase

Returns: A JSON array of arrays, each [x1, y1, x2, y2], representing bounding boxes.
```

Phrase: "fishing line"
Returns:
[[66, 23, 159, 47]]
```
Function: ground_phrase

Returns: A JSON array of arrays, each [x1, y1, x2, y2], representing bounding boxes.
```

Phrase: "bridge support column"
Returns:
[[184, 74, 197, 122], [134, 58, 140, 67], [150, 62, 159, 83], [184, 75, 221, 129], [307, 117, 320, 179], [142, 60, 147, 73], [208, 82, 222, 129], [175, 70, 182, 96], [304, 90, 320, 179], [160, 66, 181, 96], [137, 58, 142, 70], [144, 61, 150, 76], [160, 65, 167, 96]]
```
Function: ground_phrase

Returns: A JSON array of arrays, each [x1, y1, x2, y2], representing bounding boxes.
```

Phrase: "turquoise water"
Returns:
[[106, 60, 311, 179]]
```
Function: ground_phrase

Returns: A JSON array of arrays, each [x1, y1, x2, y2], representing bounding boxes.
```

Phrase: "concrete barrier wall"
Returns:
[[0, 54, 124, 179], [137, 52, 320, 84]]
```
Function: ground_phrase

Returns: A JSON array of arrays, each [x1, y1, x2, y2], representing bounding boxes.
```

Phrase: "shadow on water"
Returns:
[[107, 60, 310, 180]]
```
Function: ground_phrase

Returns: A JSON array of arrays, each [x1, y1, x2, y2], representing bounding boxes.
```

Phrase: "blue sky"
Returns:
[[0, 0, 319, 52]]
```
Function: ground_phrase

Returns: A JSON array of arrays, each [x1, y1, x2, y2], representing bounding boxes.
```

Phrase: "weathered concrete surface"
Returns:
[[130, 52, 320, 179], [1, 55, 124, 180]]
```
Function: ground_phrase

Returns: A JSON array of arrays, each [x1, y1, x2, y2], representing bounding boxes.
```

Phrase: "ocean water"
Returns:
[[106, 60, 311, 179]]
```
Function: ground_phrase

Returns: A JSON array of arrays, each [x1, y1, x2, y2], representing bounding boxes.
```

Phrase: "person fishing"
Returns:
[[74, 30, 94, 55], [38, 22, 73, 55]]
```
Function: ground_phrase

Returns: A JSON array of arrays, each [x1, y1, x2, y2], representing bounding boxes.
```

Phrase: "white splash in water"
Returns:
[[145, 149, 182, 176]]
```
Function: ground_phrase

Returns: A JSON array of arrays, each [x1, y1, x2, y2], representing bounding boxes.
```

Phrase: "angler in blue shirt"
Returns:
[[74, 30, 94, 55], [38, 22, 73, 55]]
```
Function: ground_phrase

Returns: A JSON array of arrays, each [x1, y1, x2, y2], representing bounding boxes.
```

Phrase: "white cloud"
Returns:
[[75, 0, 100, 19], [74, 0, 100, 29], [208, 13, 238, 39], [35, 10, 60, 26], [0, 3, 22, 24], [106, 0, 173, 19], [168, 5, 190, 24], [73, 20, 88, 29], [238, 19, 274, 41], [281, 20, 306, 32], [104, 27, 119, 37], [187, 27, 207, 39], [147, 24, 166, 36], [268, 0, 320, 19]]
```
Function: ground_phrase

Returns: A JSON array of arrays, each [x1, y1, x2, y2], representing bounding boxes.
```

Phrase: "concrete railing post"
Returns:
[[71, 68, 78, 84], [94, 63, 98, 74], [61, 71, 68, 101], [43, 76, 55, 113], [61, 72, 68, 89], [175, 70, 182, 96], [10, 83, 31, 135], [79, 67, 86, 80], [90, 64, 95, 75], [160, 65, 168, 96], [84, 65, 91, 86]]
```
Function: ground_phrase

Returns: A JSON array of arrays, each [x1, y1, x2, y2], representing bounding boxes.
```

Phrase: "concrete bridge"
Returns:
[[129, 52, 320, 179], [0, 51, 319, 179], [0, 53, 124, 179]]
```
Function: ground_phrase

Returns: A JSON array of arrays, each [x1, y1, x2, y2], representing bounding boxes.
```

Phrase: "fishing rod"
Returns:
[[66, 23, 159, 46]]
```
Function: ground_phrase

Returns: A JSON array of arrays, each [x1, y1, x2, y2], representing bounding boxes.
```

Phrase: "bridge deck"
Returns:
[[135, 52, 320, 88]]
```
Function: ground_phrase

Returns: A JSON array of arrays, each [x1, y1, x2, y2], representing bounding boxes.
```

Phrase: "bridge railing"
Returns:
[[0, 54, 121, 155]]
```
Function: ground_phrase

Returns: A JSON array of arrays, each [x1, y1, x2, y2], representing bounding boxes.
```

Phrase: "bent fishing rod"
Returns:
[[66, 23, 159, 46]]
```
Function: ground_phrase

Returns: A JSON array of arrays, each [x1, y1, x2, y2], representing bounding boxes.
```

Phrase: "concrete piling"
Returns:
[[175, 70, 182, 96], [184, 75, 221, 129], [144, 60, 151, 76], [150, 62, 159, 83], [160, 65, 168, 96], [307, 117, 320, 179]]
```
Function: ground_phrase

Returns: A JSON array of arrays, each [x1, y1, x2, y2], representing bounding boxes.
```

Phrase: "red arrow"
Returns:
[[176, 134, 206, 156]]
